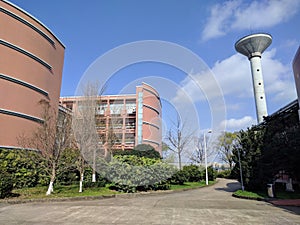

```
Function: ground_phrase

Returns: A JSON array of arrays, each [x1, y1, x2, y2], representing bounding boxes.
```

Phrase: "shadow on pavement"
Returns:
[[215, 181, 241, 193], [272, 205, 300, 216]]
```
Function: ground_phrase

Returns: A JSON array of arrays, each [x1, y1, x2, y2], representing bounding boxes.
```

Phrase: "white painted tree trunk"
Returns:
[[79, 174, 84, 193], [46, 164, 56, 195], [92, 172, 96, 182], [92, 149, 96, 182], [46, 181, 54, 195]]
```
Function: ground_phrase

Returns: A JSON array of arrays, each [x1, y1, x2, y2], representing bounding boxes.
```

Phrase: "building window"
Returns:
[[109, 100, 123, 115], [125, 133, 135, 144]]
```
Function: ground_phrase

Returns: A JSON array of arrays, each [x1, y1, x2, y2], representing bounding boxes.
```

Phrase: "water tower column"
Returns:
[[249, 54, 268, 123], [235, 33, 272, 124]]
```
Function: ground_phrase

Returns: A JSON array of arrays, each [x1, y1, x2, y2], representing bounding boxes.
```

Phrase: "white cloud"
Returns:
[[201, 0, 241, 41], [171, 48, 297, 132], [174, 48, 296, 104], [211, 54, 252, 98], [232, 0, 300, 30], [262, 49, 297, 103], [221, 116, 256, 131], [279, 39, 298, 49], [202, 0, 300, 41]]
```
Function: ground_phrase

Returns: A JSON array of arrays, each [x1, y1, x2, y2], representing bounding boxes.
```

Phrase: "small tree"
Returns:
[[161, 142, 176, 163], [232, 128, 264, 190], [166, 116, 194, 170], [217, 132, 238, 170], [189, 135, 214, 165], [57, 147, 88, 192], [28, 100, 72, 195], [76, 153, 86, 193], [101, 117, 121, 161], [72, 82, 104, 182]]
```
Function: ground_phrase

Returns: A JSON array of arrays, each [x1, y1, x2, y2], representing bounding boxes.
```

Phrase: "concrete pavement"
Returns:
[[0, 179, 299, 224]]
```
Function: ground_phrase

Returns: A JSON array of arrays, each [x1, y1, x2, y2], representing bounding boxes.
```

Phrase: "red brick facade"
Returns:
[[0, 0, 65, 149], [59, 83, 162, 154]]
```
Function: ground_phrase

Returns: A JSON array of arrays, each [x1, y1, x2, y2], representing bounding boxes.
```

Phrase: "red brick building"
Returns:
[[0, 0, 65, 149], [60, 83, 162, 154]]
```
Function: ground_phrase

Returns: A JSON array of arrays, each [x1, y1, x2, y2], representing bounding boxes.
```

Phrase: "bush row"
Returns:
[[170, 165, 217, 185], [0, 148, 218, 197]]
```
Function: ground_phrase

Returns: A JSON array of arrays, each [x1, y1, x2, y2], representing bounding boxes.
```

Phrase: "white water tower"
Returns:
[[235, 33, 272, 124]]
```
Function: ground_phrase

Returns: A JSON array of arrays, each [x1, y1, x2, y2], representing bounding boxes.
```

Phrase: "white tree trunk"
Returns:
[[92, 172, 96, 182], [92, 149, 96, 182], [79, 173, 84, 193], [46, 181, 54, 195]]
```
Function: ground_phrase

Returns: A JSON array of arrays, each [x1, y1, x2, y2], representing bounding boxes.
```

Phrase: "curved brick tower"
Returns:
[[0, 0, 65, 149]]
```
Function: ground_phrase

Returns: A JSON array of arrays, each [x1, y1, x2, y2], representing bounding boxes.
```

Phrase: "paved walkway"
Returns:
[[0, 179, 299, 224]]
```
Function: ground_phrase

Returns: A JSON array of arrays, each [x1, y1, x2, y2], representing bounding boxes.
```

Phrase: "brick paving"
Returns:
[[270, 199, 300, 207]]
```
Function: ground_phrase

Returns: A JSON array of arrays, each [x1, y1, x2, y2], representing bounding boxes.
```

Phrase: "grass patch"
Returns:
[[234, 190, 267, 200], [9, 184, 118, 200], [234, 189, 300, 200], [170, 181, 216, 190], [274, 191, 300, 199], [2, 180, 217, 201]]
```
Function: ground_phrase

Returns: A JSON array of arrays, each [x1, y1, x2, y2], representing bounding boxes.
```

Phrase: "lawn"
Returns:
[[9, 184, 119, 200], [234, 189, 300, 200], [233, 190, 267, 200], [3, 181, 216, 201], [170, 181, 216, 190]]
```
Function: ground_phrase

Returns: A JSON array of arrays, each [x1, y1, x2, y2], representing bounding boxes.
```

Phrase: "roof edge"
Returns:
[[2, 0, 65, 48]]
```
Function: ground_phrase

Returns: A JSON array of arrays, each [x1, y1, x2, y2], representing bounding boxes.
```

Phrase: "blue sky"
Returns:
[[8, 0, 300, 135]]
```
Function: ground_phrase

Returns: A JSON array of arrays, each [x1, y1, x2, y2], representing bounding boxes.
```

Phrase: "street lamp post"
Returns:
[[237, 148, 245, 191], [203, 130, 211, 186]]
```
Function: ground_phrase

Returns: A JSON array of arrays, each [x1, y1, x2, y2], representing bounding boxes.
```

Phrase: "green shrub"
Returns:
[[104, 155, 174, 192], [56, 148, 80, 185], [208, 166, 217, 181], [0, 171, 14, 198], [83, 180, 107, 188], [82, 167, 108, 188], [56, 170, 78, 185], [113, 145, 161, 159], [134, 144, 155, 151], [182, 165, 204, 182], [0, 149, 44, 188], [170, 169, 188, 185], [217, 169, 232, 178]]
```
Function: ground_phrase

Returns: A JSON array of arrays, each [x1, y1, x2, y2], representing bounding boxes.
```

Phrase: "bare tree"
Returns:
[[72, 82, 104, 183], [189, 136, 205, 164], [102, 117, 122, 160], [161, 142, 175, 163], [166, 116, 194, 170], [29, 99, 72, 195], [189, 135, 215, 165], [217, 131, 238, 170]]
